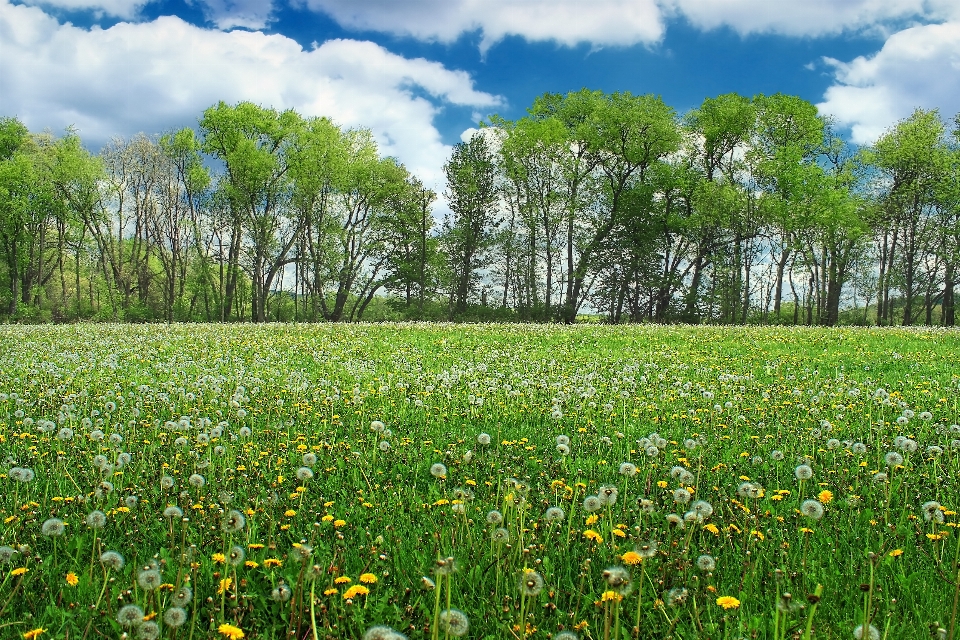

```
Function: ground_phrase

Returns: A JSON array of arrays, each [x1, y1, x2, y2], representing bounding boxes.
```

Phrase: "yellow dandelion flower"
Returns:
[[359, 573, 378, 584], [65, 572, 79, 586], [704, 523, 720, 535], [212, 553, 226, 564], [888, 549, 903, 558], [244, 561, 260, 569], [217, 623, 245, 639], [583, 529, 603, 543], [612, 529, 626, 538], [321, 514, 334, 522], [23, 628, 45, 639], [818, 490, 833, 504], [248, 543, 265, 550], [284, 509, 296, 517], [657, 481, 668, 489], [716, 596, 740, 609], [263, 558, 282, 568], [585, 514, 599, 526], [600, 590, 623, 602], [324, 587, 338, 596], [218, 577, 233, 594], [334, 519, 346, 527], [11, 567, 28, 577], [334, 576, 352, 584], [342, 584, 369, 599], [621, 551, 642, 565]]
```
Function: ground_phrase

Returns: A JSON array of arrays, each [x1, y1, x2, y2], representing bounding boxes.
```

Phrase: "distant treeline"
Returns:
[[1, 91, 958, 325]]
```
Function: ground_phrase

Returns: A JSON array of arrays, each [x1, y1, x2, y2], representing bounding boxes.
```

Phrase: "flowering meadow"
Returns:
[[1, 323, 959, 640]]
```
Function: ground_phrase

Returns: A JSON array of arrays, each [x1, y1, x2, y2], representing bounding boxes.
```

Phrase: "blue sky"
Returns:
[[2, 0, 960, 198]]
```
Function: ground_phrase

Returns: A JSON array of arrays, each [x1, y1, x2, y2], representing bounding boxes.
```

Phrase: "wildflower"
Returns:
[[853, 624, 880, 640], [889, 549, 903, 558], [619, 462, 637, 477], [477, 433, 491, 445], [171, 586, 192, 607], [602, 566, 631, 594], [218, 577, 233, 594], [583, 496, 602, 513], [556, 443, 570, 455], [665, 587, 688, 606], [117, 604, 145, 628], [794, 465, 813, 481], [363, 626, 405, 640], [296, 467, 313, 481], [486, 510, 504, 525], [545, 506, 565, 522], [0, 547, 17, 563], [66, 571, 79, 586], [601, 590, 624, 602], [430, 463, 447, 478], [138, 621, 160, 640], [22, 629, 45, 639], [622, 551, 642, 565], [263, 558, 282, 568], [289, 544, 313, 563], [696, 554, 716, 572], [884, 452, 904, 467], [284, 509, 297, 517], [343, 584, 370, 599], [188, 473, 205, 488], [704, 523, 720, 534], [138, 568, 163, 590], [212, 553, 226, 564], [716, 595, 740, 609], [223, 510, 246, 533], [11, 567, 28, 577], [922, 501, 945, 523], [163, 506, 183, 519], [818, 490, 833, 504], [359, 573, 378, 584], [271, 584, 292, 602], [439, 609, 469, 637], [584, 529, 603, 543], [665, 513, 685, 528], [520, 569, 545, 596], [434, 556, 457, 576], [801, 500, 825, 520], [217, 623, 245, 639], [228, 546, 245, 566], [492, 528, 510, 543], [100, 551, 124, 570], [41, 518, 65, 537], [637, 540, 658, 559]]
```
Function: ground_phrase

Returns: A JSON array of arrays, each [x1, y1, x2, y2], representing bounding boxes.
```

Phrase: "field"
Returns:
[[0, 323, 958, 640]]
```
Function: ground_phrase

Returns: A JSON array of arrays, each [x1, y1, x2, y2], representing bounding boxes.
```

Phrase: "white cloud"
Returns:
[[817, 22, 960, 144], [188, 0, 275, 30], [16, 0, 151, 19], [294, 0, 665, 51], [0, 0, 501, 201], [664, 0, 946, 37]]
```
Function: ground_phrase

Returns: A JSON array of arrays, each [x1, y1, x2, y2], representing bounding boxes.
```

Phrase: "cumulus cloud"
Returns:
[[294, 0, 665, 51], [817, 22, 960, 144], [15, 0, 151, 19], [188, 0, 275, 30], [0, 0, 501, 195]]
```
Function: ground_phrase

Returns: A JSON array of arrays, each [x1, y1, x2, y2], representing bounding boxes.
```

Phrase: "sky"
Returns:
[[2, 0, 960, 202]]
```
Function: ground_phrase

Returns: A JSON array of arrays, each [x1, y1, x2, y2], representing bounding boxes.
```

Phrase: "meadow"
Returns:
[[0, 323, 958, 640]]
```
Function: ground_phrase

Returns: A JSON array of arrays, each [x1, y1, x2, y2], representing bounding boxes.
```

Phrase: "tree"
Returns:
[[443, 132, 500, 315], [200, 101, 303, 322]]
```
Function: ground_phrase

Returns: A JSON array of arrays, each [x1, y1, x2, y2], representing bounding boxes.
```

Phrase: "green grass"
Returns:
[[0, 323, 958, 640]]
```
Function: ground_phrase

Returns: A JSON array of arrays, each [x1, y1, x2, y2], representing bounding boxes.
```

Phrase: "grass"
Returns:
[[0, 322, 958, 639]]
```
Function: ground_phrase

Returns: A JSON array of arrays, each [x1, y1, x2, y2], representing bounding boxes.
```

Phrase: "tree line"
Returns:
[[1, 92, 958, 325]]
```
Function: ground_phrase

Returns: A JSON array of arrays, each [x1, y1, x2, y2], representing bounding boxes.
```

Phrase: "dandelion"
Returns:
[[697, 554, 716, 572], [296, 467, 314, 481], [922, 501, 945, 523], [602, 566, 631, 594], [672, 488, 692, 505], [363, 626, 403, 640], [66, 571, 79, 586], [171, 586, 192, 607], [289, 544, 313, 563], [598, 485, 618, 505], [619, 462, 637, 477], [637, 498, 655, 514], [545, 506, 565, 522], [556, 443, 570, 455], [794, 464, 813, 481], [520, 569, 545, 596], [430, 463, 447, 478], [137, 568, 162, 590], [853, 624, 880, 640], [477, 433, 491, 445], [222, 510, 246, 533], [117, 604, 145, 628], [492, 528, 511, 544], [665, 513, 685, 528], [818, 490, 833, 504], [188, 473, 205, 488], [666, 587, 689, 606], [434, 556, 457, 576], [100, 551, 124, 570], [163, 506, 183, 519], [439, 609, 469, 637], [302, 452, 317, 466], [379, 441, 391, 452], [801, 499, 825, 520], [22, 629, 45, 639], [715, 595, 740, 609], [900, 438, 918, 453], [690, 500, 714, 519], [359, 572, 378, 584], [852, 442, 867, 454], [343, 584, 370, 599], [137, 621, 160, 640], [370, 420, 385, 432], [884, 452, 904, 467], [486, 510, 504, 525], [41, 518, 65, 536], [217, 623, 245, 639], [583, 495, 602, 513], [86, 510, 107, 529], [228, 546, 246, 566], [271, 584, 292, 602]]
